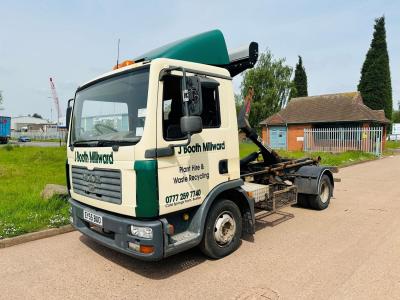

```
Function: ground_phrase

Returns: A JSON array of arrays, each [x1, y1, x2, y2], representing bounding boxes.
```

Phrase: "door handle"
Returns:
[[219, 159, 228, 174]]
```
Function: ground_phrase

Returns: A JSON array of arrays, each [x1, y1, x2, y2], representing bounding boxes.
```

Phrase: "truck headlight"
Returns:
[[130, 226, 153, 239]]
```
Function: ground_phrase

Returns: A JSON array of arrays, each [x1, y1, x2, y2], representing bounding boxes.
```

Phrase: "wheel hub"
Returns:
[[320, 181, 329, 203], [214, 212, 236, 246]]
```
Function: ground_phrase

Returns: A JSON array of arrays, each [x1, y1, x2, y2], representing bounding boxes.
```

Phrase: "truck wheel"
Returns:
[[297, 194, 310, 208], [308, 175, 332, 210], [200, 199, 242, 259]]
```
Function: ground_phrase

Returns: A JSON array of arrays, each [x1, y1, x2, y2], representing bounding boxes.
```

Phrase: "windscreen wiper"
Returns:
[[72, 138, 140, 148], [72, 140, 101, 147], [97, 139, 140, 146], [96, 139, 141, 151], [74, 139, 139, 147]]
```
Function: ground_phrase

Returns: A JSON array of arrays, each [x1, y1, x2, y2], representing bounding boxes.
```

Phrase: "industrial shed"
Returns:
[[11, 116, 53, 131], [260, 92, 390, 152]]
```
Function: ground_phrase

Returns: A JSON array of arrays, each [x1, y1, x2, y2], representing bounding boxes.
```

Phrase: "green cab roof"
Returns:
[[134, 29, 230, 66]]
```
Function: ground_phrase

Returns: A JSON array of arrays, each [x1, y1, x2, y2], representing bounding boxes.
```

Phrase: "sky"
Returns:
[[0, 0, 399, 123]]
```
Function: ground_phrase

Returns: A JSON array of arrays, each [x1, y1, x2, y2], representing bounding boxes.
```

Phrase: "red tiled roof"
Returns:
[[260, 92, 390, 125]]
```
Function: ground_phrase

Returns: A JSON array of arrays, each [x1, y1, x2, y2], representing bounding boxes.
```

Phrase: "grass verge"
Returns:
[[386, 140, 400, 150], [0, 146, 69, 239], [383, 141, 400, 156]]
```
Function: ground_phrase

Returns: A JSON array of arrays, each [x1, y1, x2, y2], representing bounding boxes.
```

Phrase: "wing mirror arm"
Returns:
[[169, 133, 192, 149], [168, 115, 202, 149], [145, 133, 192, 158]]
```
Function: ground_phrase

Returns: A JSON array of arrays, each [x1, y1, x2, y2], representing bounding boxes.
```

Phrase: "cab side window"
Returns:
[[162, 75, 221, 140], [200, 85, 220, 128]]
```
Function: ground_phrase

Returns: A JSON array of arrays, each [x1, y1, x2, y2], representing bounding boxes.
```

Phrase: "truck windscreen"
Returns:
[[71, 68, 150, 147]]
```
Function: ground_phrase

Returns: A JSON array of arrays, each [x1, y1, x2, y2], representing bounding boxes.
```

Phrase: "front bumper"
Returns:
[[69, 198, 164, 261]]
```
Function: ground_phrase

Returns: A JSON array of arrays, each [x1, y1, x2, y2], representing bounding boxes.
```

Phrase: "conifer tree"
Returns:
[[290, 56, 308, 99], [358, 16, 392, 119]]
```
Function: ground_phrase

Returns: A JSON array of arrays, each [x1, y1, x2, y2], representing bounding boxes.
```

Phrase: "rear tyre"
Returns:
[[309, 175, 332, 210], [297, 194, 310, 208], [200, 199, 242, 259]]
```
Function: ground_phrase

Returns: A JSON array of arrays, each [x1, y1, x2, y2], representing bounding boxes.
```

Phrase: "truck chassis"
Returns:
[[238, 88, 336, 220]]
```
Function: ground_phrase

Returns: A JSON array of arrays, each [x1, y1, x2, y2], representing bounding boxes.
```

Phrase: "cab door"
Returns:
[[155, 71, 235, 215]]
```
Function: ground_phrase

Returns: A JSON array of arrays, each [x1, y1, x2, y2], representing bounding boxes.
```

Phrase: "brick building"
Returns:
[[260, 92, 390, 151]]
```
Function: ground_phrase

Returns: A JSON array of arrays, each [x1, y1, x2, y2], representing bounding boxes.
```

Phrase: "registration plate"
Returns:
[[83, 210, 103, 226]]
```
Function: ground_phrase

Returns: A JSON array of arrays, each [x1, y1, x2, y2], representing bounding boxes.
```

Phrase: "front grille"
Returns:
[[71, 166, 122, 204]]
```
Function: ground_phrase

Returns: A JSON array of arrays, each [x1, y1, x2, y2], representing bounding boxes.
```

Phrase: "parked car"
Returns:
[[18, 136, 31, 142]]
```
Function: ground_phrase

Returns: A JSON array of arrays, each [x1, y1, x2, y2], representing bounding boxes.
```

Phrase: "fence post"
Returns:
[[304, 129, 307, 152]]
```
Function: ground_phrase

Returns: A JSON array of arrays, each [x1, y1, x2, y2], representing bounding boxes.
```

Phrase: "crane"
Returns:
[[49, 77, 62, 127]]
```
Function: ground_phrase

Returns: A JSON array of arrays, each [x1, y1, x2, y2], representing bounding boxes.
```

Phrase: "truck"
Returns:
[[0, 116, 11, 144], [67, 30, 336, 261]]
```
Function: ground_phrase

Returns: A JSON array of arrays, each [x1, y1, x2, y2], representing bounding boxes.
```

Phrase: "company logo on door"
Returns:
[[177, 141, 225, 154], [75, 151, 114, 164]]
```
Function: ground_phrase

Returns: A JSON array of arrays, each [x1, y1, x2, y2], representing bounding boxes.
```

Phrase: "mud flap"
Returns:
[[294, 166, 334, 196]]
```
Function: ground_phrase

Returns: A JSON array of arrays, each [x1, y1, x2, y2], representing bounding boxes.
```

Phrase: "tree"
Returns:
[[290, 56, 308, 99], [393, 111, 400, 123], [240, 50, 293, 128], [32, 113, 42, 119], [358, 16, 392, 119]]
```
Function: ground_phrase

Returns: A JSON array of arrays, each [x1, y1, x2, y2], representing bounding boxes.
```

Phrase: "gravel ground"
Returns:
[[0, 155, 399, 299]]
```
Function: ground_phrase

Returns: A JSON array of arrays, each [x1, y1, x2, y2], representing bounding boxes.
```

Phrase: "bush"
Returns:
[[4, 144, 15, 151]]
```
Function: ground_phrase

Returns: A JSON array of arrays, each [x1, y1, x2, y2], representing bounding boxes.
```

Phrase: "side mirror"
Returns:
[[183, 76, 202, 116], [66, 98, 74, 128], [66, 107, 72, 128], [180, 116, 202, 135]]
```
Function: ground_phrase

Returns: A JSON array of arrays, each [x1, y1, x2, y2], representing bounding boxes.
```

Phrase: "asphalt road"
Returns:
[[1, 155, 400, 299], [0, 141, 63, 147]]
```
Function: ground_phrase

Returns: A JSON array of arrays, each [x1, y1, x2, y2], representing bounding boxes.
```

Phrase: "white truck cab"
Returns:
[[67, 30, 335, 260]]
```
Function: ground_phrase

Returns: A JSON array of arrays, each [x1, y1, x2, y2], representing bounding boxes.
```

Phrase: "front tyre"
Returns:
[[200, 199, 242, 259], [309, 175, 332, 210]]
